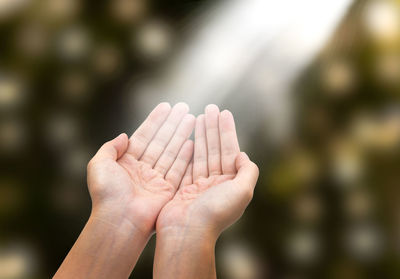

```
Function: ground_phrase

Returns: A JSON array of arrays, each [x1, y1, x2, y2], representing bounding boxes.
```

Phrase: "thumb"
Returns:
[[234, 152, 259, 189], [93, 133, 129, 161]]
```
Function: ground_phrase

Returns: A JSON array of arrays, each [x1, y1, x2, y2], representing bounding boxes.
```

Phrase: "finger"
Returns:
[[219, 110, 240, 175], [180, 160, 193, 188], [234, 152, 259, 191], [92, 133, 129, 162], [205, 104, 222, 175], [140, 102, 189, 167], [193, 114, 208, 181], [154, 114, 195, 175], [127, 102, 171, 159], [165, 140, 194, 188]]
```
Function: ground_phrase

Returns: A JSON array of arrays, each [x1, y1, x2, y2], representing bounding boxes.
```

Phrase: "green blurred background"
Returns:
[[1, 0, 400, 278]]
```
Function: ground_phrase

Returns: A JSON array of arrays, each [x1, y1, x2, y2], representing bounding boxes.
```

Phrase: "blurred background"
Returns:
[[1, 0, 400, 278]]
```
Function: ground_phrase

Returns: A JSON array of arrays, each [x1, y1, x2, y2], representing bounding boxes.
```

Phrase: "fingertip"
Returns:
[[118, 132, 128, 141], [115, 133, 129, 157], [122, 133, 129, 146], [183, 113, 196, 123], [219, 109, 236, 133], [205, 104, 220, 114], [219, 110, 234, 127], [112, 133, 126, 144], [157, 102, 172, 112], [220, 109, 232, 119], [186, 139, 194, 148], [197, 114, 205, 122], [174, 102, 190, 113], [235, 152, 248, 168]]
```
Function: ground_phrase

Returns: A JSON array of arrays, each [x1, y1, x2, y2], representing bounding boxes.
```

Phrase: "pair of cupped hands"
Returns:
[[55, 103, 259, 279], [89, 102, 259, 240]]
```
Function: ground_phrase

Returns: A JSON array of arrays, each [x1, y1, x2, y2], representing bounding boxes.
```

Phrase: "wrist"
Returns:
[[154, 226, 218, 279], [89, 206, 152, 241], [54, 208, 151, 279], [157, 225, 219, 247]]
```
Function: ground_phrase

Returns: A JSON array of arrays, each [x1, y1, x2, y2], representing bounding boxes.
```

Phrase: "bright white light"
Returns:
[[133, 0, 352, 145]]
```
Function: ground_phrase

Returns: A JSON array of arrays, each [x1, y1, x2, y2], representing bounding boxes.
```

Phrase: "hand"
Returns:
[[156, 104, 259, 238], [55, 103, 195, 279], [87, 102, 195, 237]]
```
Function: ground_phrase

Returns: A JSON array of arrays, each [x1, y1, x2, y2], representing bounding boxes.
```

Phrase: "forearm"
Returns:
[[154, 227, 217, 279], [54, 212, 150, 279]]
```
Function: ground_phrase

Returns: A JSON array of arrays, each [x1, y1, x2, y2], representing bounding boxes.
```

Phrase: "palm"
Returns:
[[157, 105, 254, 233], [119, 154, 175, 198], [88, 103, 195, 234], [157, 175, 234, 228]]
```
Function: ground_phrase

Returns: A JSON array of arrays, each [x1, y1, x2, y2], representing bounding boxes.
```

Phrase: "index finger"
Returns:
[[127, 102, 171, 159]]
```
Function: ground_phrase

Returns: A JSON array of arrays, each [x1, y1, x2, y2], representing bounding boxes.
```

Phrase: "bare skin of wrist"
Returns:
[[154, 226, 218, 279], [54, 212, 150, 279]]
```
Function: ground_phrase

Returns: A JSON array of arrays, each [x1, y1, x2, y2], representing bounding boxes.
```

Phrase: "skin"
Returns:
[[53, 103, 259, 278], [154, 104, 259, 279], [54, 102, 196, 279]]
